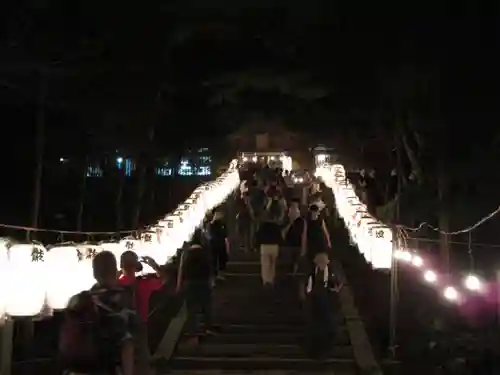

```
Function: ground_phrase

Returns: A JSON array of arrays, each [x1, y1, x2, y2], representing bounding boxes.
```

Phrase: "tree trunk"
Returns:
[[76, 155, 88, 232], [29, 69, 47, 241], [148, 174, 156, 219], [115, 165, 126, 231], [133, 126, 156, 228]]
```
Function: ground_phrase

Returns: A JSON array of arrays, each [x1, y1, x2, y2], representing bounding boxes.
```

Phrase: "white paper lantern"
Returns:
[[46, 245, 83, 309], [139, 231, 158, 273], [6, 243, 47, 316], [163, 215, 183, 250], [151, 225, 172, 265], [370, 226, 393, 269], [0, 238, 10, 319], [75, 244, 102, 291]]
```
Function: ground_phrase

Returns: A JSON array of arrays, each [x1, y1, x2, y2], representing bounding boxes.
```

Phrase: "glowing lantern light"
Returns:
[[0, 238, 10, 319], [443, 286, 459, 301], [411, 255, 423, 267], [6, 243, 47, 316], [75, 244, 102, 290], [423, 270, 437, 283], [139, 231, 159, 274], [464, 274, 482, 291], [46, 245, 84, 309]]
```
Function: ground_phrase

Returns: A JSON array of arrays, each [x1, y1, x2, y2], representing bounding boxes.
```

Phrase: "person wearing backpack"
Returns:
[[257, 186, 287, 289], [60, 251, 136, 375]]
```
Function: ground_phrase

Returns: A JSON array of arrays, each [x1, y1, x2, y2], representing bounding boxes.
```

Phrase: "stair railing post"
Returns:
[[388, 227, 399, 358]]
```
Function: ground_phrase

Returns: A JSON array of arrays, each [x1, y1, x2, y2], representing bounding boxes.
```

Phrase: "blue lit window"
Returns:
[[197, 166, 211, 176], [156, 167, 173, 176], [199, 155, 211, 164], [116, 157, 135, 176], [178, 159, 193, 176], [87, 166, 103, 177]]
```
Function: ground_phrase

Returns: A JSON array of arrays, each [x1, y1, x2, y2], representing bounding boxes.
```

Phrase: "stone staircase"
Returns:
[[169, 250, 358, 374]]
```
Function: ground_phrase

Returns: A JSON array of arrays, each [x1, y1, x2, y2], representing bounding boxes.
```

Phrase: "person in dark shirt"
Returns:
[[281, 199, 304, 271], [64, 251, 136, 375], [301, 204, 331, 262], [177, 230, 214, 344], [237, 192, 255, 252], [299, 204, 332, 299], [209, 209, 229, 281], [257, 186, 286, 288]]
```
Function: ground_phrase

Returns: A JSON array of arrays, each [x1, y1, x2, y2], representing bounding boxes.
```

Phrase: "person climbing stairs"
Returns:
[[169, 248, 357, 373]]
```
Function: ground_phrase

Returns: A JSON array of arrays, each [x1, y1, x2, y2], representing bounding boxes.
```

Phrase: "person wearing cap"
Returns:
[[119, 251, 162, 375]]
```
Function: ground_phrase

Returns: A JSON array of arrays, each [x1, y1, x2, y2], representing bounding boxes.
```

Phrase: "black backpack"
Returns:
[[58, 291, 120, 374]]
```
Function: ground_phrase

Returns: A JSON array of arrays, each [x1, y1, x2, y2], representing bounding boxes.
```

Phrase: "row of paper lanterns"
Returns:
[[315, 164, 392, 269], [0, 159, 240, 318]]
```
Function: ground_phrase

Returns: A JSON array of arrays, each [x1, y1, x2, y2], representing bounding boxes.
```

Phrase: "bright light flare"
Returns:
[[242, 156, 248, 162], [394, 250, 412, 262], [411, 255, 423, 267], [464, 275, 482, 291], [443, 286, 459, 301], [423, 270, 437, 283]]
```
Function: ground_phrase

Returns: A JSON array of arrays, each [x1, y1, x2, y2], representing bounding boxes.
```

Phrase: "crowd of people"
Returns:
[[237, 162, 341, 359], [58, 161, 342, 375], [60, 209, 229, 375]]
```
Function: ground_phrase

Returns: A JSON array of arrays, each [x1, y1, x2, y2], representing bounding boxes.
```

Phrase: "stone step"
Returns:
[[195, 323, 347, 338], [221, 272, 304, 281], [229, 250, 299, 263], [166, 371, 343, 375], [169, 356, 357, 372], [176, 343, 353, 358], [213, 311, 345, 326], [226, 261, 294, 274], [206, 323, 302, 334], [208, 329, 350, 346]]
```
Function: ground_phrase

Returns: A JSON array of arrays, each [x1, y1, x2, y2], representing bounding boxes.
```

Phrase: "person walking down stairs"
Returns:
[[257, 185, 287, 289], [209, 209, 229, 281]]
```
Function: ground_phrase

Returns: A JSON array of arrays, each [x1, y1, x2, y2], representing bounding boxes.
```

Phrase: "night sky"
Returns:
[[0, 2, 499, 229]]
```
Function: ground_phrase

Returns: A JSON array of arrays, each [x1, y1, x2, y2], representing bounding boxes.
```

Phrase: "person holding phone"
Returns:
[[119, 251, 162, 375]]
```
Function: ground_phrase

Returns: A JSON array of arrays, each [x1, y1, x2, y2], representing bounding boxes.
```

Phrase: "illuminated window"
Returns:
[[199, 155, 211, 164], [197, 166, 211, 176], [156, 167, 173, 176], [116, 157, 135, 176], [87, 165, 103, 177], [178, 159, 193, 176]]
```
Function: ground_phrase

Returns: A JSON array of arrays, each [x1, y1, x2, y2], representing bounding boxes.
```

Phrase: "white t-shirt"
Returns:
[[239, 180, 248, 195], [311, 198, 326, 212]]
